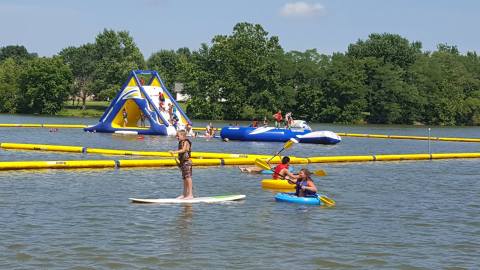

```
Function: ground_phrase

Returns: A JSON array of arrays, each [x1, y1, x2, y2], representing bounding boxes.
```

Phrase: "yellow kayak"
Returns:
[[261, 179, 295, 189]]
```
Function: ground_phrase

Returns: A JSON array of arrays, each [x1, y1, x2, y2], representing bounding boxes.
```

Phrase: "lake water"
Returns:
[[0, 114, 479, 269]]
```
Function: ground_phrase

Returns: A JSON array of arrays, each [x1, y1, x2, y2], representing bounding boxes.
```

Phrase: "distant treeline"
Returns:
[[1, 22, 479, 125]]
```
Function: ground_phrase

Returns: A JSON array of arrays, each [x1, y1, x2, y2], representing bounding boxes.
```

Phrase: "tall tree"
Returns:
[[60, 44, 96, 109], [0, 58, 21, 112], [0, 45, 37, 62], [185, 22, 285, 119], [347, 33, 422, 69], [147, 50, 179, 90], [16, 57, 73, 114], [91, 29, 146, 100]]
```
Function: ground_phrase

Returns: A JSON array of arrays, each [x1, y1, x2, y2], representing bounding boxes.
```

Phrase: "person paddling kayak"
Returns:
[[287, 168, 318, 197], [272, 156, 295, 179]]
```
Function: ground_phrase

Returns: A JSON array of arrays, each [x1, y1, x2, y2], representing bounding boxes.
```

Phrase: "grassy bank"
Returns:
[[57, 101, 109, 118]]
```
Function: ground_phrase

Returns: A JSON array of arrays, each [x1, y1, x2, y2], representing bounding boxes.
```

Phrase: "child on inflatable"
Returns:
[[287, 168, 318, 197], [273, 110, 283, 128], [158, 92, 165, 111], [250, 118, 258, 128], [122, 108, 128, 127]]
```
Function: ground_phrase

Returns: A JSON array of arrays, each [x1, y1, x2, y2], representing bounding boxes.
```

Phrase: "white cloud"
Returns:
[[280, 2, 325, 17]]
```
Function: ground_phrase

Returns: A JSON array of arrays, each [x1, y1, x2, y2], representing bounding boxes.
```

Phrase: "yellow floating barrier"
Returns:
[[0, 123, 218, 131], [0, 142, 280, 159], [118, 159, 178, 167], [0, 143, 84, 153], [374, 154, 431, 161], [192, 127, 220, 132], [0, 160, 115, 170], [432, 153, 480, 159], [0, 123, 43, 128], [0, 123, 86, 128], [1, 151, 480, 171], [2, 123, 480, 143], [307, 155, 375, 163], [337, 132, 480, 143], [86, 148, 170, 157], [42, 124, 88, 128]]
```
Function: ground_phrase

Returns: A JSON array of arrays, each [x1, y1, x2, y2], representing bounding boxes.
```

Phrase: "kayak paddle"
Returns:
[[319, 195, 336, 206]]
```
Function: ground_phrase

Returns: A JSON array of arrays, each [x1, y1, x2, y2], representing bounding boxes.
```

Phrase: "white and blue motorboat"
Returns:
[[220, 126, 341, 145]]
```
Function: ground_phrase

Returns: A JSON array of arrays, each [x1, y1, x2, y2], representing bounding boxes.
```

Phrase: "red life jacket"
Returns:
[[273, 164, 289, 179]]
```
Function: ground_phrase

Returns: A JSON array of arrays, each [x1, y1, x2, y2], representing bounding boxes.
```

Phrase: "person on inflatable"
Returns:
[[287, 168, 318, 197], [185, 124, 196, 137], [273, 156, 296, 180], [158, 92, 165, 111], [285, 112, 293, 128], [206, 122, 215, 137], [250, 118, 258, 128], [122, 108, 128, 127], [273, 110, 283, 128]]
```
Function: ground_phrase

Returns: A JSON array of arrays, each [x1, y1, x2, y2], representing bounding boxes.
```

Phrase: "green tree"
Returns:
[[59, 44, 96, 109], [321, 54, 368, 123], [347, 33, 422, 69], [91, 29, 146, 100], [16, 57, 73, 114], [198, 22, 285, 119], [147, 50, 179, 90], [411, 49, 475, 125], [0, 45, 37, 62], [366, 62, 424, 124], [0, 58, 21, 112], [280, 49, 326, 121]]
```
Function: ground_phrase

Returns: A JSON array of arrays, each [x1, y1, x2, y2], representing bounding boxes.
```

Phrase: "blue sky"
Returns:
[[1, 0, 479, 58]]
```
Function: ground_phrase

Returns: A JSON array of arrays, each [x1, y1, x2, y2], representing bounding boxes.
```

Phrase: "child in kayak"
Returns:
[[273, 156, 295, 179], [287, 168, 318, 197], [239, 156, 294, 175]]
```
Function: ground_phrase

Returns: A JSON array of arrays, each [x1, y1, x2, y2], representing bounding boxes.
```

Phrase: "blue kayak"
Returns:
[[275, 192, 323, 205]]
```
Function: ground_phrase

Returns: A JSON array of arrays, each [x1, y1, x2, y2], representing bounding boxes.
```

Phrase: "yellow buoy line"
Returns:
[[0, 142, 275, 159], [1, 123, 479, 142], [0, 123, 220, 131], [337, 132, 480, 143], [0, 151, 479, 171], [0, 123, 88, 128]]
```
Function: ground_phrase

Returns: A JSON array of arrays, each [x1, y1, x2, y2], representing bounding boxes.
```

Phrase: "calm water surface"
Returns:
[[0, 114, 479, 269]]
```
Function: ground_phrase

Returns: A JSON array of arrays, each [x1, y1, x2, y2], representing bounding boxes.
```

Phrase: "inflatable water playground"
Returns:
[[220, 126, 341, 144], [84, 70, 192, 135]]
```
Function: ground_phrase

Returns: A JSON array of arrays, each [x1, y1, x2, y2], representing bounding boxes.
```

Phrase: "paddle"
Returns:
[[254, 158, 327, 177], [170, 152, 180, 168], [254, 138, 298, 171], [266, 138, 298, 164], [319, 195, 336, 206]]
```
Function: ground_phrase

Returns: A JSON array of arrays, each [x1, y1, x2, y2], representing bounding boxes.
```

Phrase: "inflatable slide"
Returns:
[[85, 70, 192, 135]]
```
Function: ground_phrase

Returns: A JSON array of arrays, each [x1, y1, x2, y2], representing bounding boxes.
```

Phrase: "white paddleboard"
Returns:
[[129, 194, 246, 204]]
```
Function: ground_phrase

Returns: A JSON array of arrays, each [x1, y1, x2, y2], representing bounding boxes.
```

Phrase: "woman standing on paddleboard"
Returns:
[[169, 130, 194, 199]]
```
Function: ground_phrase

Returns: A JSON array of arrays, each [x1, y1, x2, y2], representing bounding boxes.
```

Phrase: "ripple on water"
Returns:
[[1, 119, 480, 269], [311, 257, 356, 269]]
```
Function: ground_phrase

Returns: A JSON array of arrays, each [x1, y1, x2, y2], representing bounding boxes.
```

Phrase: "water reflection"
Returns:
[[174, 205, 194, 253]]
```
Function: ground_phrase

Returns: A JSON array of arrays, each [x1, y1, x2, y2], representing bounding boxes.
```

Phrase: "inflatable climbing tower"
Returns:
[[84, 70, 192, 135]]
